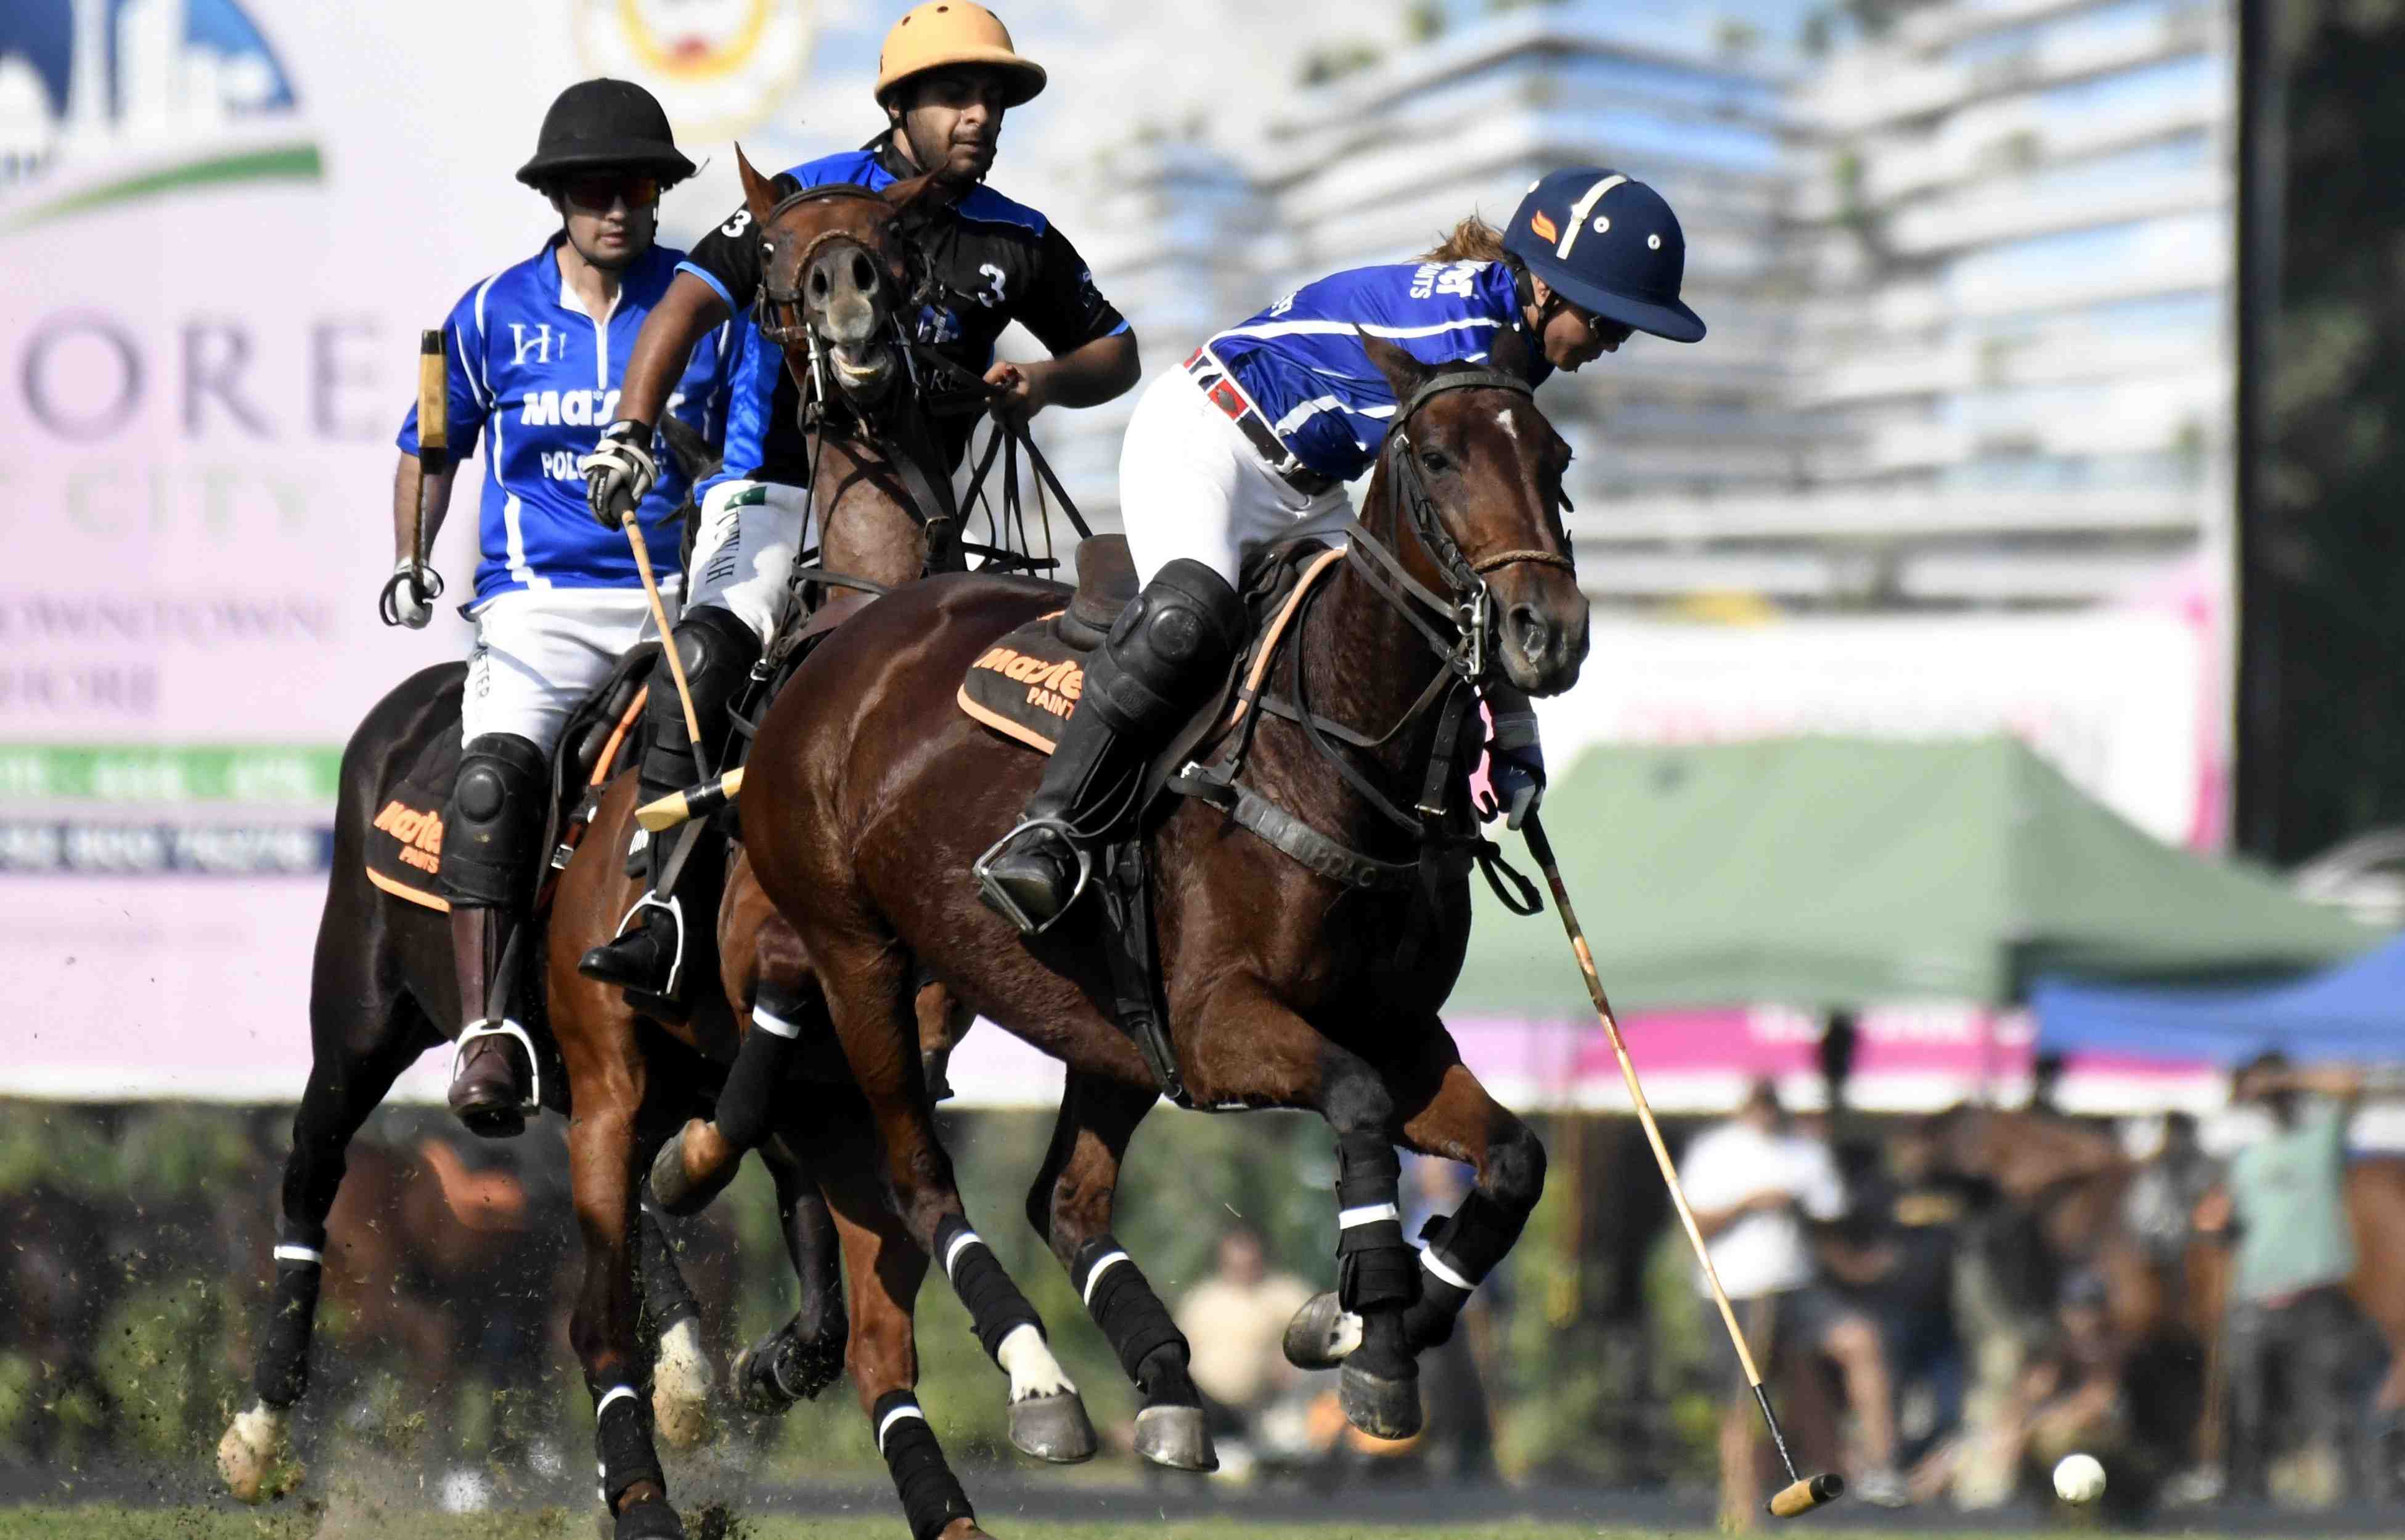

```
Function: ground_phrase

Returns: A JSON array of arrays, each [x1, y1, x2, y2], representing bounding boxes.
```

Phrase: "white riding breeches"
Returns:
[[685, 477, 812, 649], [461, 586, 672, 753], [1117, 369, 1354, 589]]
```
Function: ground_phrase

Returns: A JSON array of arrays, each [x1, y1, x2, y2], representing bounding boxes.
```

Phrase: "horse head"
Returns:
[[1360, 334, 1590, 696], [736, 144, 946, 411]]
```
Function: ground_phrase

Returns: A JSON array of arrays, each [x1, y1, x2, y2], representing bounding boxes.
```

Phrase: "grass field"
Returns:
[[0, 1517, 1993, 1540]]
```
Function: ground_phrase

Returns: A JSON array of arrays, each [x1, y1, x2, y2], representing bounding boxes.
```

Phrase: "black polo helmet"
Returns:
[[517, 78, 696, 189]]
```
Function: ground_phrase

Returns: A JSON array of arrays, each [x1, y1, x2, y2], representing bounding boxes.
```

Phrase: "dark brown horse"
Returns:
[[737, 339, 1588, 1470], [543, 152, 1058, 1540]]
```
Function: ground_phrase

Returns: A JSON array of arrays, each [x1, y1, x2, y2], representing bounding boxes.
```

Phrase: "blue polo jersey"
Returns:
[[1205, 259, 1550, 483], [398, 236, 738, 606]]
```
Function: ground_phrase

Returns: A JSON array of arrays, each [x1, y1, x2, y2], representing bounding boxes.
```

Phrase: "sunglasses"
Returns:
[[1572, 306, 1636, 346], [561, 173, 661, 213]]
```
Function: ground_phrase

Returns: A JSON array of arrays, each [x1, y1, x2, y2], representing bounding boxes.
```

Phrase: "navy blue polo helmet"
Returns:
[[1503, 168, 1705, 343]]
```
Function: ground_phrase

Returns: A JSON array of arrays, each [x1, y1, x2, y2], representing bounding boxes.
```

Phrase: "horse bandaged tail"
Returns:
[[1334, 1132, 1419, 1313]]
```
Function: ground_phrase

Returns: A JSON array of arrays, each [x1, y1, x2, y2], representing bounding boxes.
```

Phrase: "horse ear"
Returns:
[[882, 171, 957, 216], [733, 144, 778, 226], [1484, 321, 1536, 382], [1361, 334, 1432, 410]]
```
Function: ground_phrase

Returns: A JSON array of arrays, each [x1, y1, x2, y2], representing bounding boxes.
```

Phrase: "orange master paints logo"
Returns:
[[372, 799, 444, 873], [972, 645, 1083, 721]]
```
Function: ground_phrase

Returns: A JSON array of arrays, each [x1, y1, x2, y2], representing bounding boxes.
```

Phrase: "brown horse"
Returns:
[[736, 339, 1588, 1469], [544, 152, 1056, 1540]]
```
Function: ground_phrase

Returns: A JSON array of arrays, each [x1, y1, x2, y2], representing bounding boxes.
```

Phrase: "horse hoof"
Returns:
[[651, 1318, 714, 1450], [1339, 1361, 1423, 1441], [1008, 1389, 1098, 1464], [649, 1120, 738, 1217], [217, 1403, 298, 1503], [1282, 1291, 1362, 1371], [1133, 1404, 1218, 1472], [937, 1521, 994, 1540], [613, 1494, 684, 1540], [733, 1314, 842, 1416]]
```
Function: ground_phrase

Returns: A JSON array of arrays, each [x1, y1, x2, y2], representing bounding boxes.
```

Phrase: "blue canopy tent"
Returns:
[[2032, 935, 2405, 1064]]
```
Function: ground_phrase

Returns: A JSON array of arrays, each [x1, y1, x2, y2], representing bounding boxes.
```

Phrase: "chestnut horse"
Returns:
[[736, 340, 1589, 1470], [543, 153, 1082, 1540]]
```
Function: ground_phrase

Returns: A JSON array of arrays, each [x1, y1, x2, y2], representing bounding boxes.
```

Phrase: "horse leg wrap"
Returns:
[[255, 1220, 327, 1408], [1402, 1189, 1525, 1350], [1072, 1236, 1194, 1401], [716, 986, 814, 1150], [934, 1214, 1043, 1364], [592, 1383, 666, 1508], [873, 1389, 976, 1540], [1333, 1133, 1419, 1314], [637, 1199, 701, 1333]]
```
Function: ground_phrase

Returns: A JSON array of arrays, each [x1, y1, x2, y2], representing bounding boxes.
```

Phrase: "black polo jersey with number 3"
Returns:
[[679, 134, 1127, 484]]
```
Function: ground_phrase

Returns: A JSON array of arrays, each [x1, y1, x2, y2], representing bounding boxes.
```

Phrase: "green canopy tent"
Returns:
[[1453, 736, 2378, 1016]]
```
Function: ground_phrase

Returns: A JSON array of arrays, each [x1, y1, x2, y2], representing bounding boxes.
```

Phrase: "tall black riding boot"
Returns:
[[976, 560, 1244, 934], [581, 606, 760, 996], [439, 733, 549, 1138]]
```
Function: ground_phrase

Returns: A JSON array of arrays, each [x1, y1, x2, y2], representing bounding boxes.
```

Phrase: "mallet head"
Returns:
[[1767, 1472, 1845, 1518]]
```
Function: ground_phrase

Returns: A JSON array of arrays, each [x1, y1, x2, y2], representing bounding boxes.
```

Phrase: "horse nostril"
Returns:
[[852, 253, 876, 293], [808, 267, 830, 299], [1508, 604, 1551, 658]]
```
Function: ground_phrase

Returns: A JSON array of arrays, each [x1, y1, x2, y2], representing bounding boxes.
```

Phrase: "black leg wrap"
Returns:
[[254, 1218, 327, 1408], [637, 1199, 701, 1332], [934, 1213, 1042, 1364], [874, 1388, 976, 1540], [612, 1496, 683, 1540], [1071, 1236, 1193, 1398], [716, 988, 811, 1150], [1402, 1188, 1525, 1348], [1333, 1132, 1419, 1314], [594, 1385, 666, 1508]]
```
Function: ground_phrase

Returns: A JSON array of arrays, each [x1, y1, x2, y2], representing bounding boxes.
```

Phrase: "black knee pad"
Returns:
[[638, 606, 761, 797], [1084, 560, 1244, 735], [437, 732, 548, 907]]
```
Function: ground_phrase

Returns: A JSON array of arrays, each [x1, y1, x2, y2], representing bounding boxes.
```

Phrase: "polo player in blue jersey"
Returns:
[[578, 0, 1140, 998], [390, 78, 735, 1133], [976, 169, 1708, 932]]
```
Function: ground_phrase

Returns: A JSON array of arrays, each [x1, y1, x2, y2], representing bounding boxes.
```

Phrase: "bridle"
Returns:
[[1342, 369, 1577, 689]]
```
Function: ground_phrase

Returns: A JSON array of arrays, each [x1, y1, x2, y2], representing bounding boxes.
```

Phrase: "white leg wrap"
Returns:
[[651, 1318, 714, 1451]]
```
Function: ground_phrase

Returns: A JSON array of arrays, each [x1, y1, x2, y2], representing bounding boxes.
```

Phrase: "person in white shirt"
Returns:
[[1680, 1079, 1907, 1521]]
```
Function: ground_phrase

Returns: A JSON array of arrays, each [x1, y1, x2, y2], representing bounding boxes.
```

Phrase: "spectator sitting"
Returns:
[[1991, 1268, 2144, 1515], [1680, 1078, 1908, 1524], [1174, 1224, 1317, 1468]]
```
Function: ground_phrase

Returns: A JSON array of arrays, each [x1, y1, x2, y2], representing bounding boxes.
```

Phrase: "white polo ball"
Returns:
[[2053, 1452, 2107, 1505]]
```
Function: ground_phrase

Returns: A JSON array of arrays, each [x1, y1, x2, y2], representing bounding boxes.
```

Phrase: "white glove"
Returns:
[[384, 558, 438, 629], [582, 420, 658, 528]]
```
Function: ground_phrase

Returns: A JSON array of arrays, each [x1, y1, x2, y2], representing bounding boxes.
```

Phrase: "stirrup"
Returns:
[[451, 1018, 541, 1116], [971, 817, 1094, 937], [606, 891, 687, 996]]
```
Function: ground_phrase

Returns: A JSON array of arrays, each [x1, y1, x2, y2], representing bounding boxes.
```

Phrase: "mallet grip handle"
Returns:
[[637, 768, 743, 834], [1770, 1474, 1846, 1518], [415, 328, 449, 461]]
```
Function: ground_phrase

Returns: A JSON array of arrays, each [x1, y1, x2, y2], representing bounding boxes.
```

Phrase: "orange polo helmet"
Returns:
[[875, 1, 1047, 108]]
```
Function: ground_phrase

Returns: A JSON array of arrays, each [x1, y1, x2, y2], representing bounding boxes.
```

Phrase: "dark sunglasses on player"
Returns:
[[1572, 304, 1636, 346], [561, 173, 661, 213]]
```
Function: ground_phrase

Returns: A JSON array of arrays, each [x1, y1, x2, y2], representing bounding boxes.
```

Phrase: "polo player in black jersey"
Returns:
[[579, 0, 1140, 998]]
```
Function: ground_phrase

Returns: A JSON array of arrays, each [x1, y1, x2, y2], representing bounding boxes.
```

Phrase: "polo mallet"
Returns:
[[1521, 812, 1845, 1520], [610, 487, 708, 782], [380, 330, 450, 625], [636, 767, 741, 834]]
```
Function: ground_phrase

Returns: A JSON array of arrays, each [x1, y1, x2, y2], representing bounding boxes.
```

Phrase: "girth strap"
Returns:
[[1167, 773, 1422, 894]]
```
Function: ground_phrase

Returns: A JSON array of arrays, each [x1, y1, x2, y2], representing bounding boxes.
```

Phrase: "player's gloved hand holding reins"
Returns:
[[583, 419, 658, 526], [1486, 709, 1546, 829]]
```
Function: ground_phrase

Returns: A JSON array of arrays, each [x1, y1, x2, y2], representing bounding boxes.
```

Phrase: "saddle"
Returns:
[[362, 647, 658, 916]]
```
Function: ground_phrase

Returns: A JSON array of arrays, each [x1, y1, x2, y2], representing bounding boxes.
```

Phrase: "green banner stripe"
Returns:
[[0, 746, 345, 804], [5, 142, 325, 232]]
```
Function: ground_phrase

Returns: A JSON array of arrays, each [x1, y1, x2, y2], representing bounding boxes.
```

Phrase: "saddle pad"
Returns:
[[955, 543, 1350, 756], [957, 613, 1080, 754], [364, 699, 462, 913]]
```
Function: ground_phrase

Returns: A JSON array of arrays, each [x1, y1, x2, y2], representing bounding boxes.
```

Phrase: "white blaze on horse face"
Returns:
[[996, 1322, 1077, 1403], [1496, 407, 1520, 444]]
